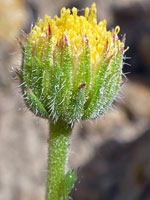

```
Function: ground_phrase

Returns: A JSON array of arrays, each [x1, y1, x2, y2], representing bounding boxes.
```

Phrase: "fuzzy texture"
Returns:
[[18, 3, 126, 125], [46, 120, 72, 200]]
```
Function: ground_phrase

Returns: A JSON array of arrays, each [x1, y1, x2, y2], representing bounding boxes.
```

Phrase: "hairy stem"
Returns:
[[46, 120, 71, 200]]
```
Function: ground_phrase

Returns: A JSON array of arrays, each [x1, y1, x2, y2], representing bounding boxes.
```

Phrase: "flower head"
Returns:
[[19, 3, 126, 124], [29, 3, 123, 67]]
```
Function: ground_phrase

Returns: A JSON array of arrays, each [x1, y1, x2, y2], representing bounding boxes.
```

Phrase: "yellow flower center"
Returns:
[[29, 3, 122, 67]]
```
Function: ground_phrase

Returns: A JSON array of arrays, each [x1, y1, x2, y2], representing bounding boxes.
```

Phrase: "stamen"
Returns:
[[48, 24, 52, 36], [115, 26, 120, 34], [85, 7, 89, 18], [72, 7, 77, 16]]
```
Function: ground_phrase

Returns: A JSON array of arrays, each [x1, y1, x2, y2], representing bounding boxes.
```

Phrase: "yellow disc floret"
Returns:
[[29, 3, 122, 67]]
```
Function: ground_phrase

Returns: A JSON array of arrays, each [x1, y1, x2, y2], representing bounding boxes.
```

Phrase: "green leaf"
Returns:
[[42, 37, 53, 101], [91, 72, 121, 119], [69, 85, 86, 123], [91, 55, 123, 119], [61, 42, 73, 114], [68, 41, 91, 122], [29, 56, 43, 99], [48, 46, 62, 119], [61, 170, 76, 200], [24, 39, 33, 88], [73, 41, 91, 96], [83, 57, 109, 119], [24, 88, 49, 118]]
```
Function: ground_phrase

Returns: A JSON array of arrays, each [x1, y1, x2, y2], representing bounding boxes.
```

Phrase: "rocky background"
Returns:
[[0, 0, 150, 200]]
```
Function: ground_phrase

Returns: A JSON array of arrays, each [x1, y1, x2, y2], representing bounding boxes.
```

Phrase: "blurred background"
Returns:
[[0, 0, 150, 199]]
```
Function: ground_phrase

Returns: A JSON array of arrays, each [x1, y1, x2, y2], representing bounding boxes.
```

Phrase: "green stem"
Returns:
[[46, 120, 71, 200]]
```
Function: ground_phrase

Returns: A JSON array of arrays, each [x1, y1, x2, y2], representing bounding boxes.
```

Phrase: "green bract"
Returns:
[[17, 3, 127, 126], [19, 36, 124, 125]]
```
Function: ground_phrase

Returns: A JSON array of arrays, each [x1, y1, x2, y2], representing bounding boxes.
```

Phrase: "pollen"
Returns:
[[29, 3, 123, 67]]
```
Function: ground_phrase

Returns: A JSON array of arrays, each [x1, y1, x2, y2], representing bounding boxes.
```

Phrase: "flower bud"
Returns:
[[18, 3, 126, 125]]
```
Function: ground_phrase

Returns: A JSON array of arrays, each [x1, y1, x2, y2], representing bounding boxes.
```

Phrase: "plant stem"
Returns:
[[46, 120, 71, 200]]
